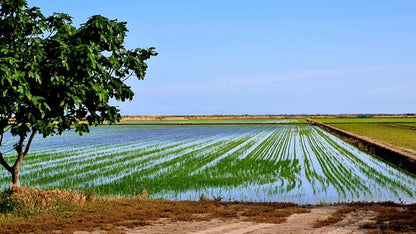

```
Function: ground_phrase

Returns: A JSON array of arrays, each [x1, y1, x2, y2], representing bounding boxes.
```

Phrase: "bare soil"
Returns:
[[112, 206, 377, 234]]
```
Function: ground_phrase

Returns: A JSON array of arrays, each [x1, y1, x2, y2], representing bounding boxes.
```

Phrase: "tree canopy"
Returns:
[[0, 0, 157, 186]]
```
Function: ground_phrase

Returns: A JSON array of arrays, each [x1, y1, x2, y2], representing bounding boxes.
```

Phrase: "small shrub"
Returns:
[[0, 187, 90, 217], [199, 194, 208, 202], [0, 190, 22, 213], [83, 188, 96, 202], [213, 196, 223, 202]]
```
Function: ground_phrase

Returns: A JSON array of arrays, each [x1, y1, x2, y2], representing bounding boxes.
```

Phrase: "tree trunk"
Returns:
[[10, 166, 20, 189], [0, 131, 36, 189], [9, 151, 25, 189], [0, 152, 18, 189]]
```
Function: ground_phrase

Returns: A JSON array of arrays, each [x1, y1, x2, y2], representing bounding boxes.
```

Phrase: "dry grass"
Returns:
[[313, 205, 359, 228], [2, 188, 416, 233], [0, 188, 309, 233], [365, 203, 416, 233], [3, 186, 88, 207], [313, 202, 416, 233]]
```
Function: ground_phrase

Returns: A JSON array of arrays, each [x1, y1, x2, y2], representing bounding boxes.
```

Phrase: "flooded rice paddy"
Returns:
[[1, 125, 415, 204]]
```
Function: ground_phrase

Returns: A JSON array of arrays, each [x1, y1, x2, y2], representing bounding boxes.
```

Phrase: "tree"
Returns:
[[0, 0, 157, 188]]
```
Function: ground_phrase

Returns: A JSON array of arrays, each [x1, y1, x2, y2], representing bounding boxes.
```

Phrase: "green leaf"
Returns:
[[0, 0, 156, 184]]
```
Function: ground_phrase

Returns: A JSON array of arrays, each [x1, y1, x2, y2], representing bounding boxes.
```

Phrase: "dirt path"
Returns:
[[124, 206, 377, 234]]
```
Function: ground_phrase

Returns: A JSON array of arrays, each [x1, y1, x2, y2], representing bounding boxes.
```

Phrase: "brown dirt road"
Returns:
[[116, 206, 376, 234]]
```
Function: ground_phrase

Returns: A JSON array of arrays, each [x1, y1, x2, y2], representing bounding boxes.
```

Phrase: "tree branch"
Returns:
[[16, 133, 25, 154], [44, 27, 56, 40], [12, 134, 26, 169], [121, 72, 134, 82], [0, 153, 12, 172], [23, 130, 37, 156], [0, 130, 3, 146]]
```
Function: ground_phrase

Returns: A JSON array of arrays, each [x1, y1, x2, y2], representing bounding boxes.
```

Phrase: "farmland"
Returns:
[[1, 124, 416, 204], [313, 117, 416, 123], [118, 118, 307, 124], [312, 118, 416, 152], [330, 123, 416, 153]]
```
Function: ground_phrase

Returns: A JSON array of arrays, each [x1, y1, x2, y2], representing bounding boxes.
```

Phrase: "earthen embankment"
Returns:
[[307, 119, 416, 175]]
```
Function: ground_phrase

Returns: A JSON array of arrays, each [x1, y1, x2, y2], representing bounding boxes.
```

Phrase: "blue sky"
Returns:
[[29, 1, 416, 115]]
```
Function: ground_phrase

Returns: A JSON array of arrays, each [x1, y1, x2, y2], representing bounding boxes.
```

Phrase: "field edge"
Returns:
[[308, 119, 416, 175]]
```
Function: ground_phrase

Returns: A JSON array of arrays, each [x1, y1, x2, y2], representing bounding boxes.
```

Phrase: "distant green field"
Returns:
[[314, 118, 416, 123], [119, 118, 308, 124], [331, 123, 416, 152]]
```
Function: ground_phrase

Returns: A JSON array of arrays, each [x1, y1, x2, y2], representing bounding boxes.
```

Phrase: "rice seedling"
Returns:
[[1, 125, 415, 204]]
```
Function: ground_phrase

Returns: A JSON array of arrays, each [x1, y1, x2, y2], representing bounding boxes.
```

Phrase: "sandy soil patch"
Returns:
[[125, 206, 377, 234]]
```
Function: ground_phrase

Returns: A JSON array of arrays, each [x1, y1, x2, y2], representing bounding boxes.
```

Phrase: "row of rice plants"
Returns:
[[1, 125, 416, 204], [0, 125, 259, 189], [81, 125, 416, 204], [93, 127, 273, 194], [79, 126, 269, 188], [298, 127, 416, 202], [148, 126, 416, 203]]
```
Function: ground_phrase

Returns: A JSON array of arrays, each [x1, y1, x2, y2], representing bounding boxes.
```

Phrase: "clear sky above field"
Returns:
[[29, 0, 416, 115]]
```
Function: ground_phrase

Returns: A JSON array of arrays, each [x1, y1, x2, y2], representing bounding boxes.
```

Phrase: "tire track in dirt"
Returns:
[[192, 222, 275, 234], [126, 206, 374, 234]]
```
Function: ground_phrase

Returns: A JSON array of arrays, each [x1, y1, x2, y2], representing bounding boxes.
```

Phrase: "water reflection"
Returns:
[[2, 125, 416, 204]]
